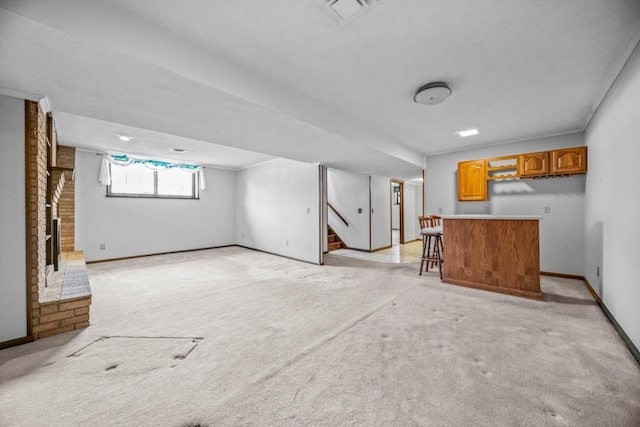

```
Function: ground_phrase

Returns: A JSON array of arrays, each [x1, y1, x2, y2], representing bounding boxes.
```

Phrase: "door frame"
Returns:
[[390, 179, 405, 245]]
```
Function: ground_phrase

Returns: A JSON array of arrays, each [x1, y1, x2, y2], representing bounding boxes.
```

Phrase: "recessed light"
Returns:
[[171, 148, 187, 153], [456, 129, 479, 137], [117, 134, 132, 142]]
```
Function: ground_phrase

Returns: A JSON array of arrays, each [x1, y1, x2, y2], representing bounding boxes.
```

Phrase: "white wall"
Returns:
[[75, 151, 236, 261], [584, 41, 640, 351], [403, 182, 423, 242], [327, 168, 370, 250], [371, 175, 391, 250], [0, 95, 26, 343], [236, 158, 320, 264], [425, 133, 586, 275]]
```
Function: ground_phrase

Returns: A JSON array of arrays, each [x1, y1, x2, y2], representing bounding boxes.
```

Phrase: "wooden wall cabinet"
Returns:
[[551, 146, 587, 174], [457, 146, 587, 201], [458, 160, 487, 201], [519, 151, 549, 177]]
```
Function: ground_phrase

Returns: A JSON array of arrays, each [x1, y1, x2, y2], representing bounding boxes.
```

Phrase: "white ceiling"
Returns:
[[1, 0, 640, 179], [54, 113, 275, 169]]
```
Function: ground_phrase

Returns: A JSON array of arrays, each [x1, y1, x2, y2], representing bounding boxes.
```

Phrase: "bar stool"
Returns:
[[419, 216, 444, 279]]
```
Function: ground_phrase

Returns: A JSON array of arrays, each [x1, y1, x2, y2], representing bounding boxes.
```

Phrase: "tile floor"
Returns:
[[331, 230, 424, 264]]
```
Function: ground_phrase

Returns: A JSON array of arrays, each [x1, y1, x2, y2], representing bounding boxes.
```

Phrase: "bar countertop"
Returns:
[[442, 214, 542, 220]]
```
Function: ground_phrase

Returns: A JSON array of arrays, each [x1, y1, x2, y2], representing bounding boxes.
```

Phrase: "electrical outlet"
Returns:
[[286, 240, 289, 246], [99, 243, 106, 250], [597, 266, 600, 277], [358, 208, 362, 213], [544, 206, 551, 213], [242, 233, 245, 238], [438, 207, 443, 214], [306, 208, 310, 214], [371, 208, 374, 213]]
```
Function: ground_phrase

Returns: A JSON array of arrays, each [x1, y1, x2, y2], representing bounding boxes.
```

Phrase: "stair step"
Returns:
[[328, 235, 337, 243], [328, 241, 342, 251]]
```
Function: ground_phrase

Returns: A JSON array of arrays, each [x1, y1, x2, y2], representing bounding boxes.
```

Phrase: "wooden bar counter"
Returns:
[[442, 215, 542, 300]]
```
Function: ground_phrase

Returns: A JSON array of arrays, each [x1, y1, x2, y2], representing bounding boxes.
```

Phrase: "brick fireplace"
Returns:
[[25, 100, 91, 340]]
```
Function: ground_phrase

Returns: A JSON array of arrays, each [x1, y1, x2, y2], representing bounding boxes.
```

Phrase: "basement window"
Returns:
[[107, 163, 199, 199]]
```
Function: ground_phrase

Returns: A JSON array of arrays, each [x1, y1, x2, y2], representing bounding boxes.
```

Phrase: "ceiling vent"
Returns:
[[317, 0, 378, 23]]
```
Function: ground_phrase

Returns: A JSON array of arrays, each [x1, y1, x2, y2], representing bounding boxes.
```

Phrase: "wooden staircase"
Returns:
[[328, 226, 344, 251]]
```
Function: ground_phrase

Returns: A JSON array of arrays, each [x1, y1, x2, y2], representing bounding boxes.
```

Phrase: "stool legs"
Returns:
[[434, 234, 443, 279], [419, 233, 443, 279], [419, 234, 431, 275]]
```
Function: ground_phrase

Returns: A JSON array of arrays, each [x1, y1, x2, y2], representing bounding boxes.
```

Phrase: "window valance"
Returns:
[[98, 154, 206, 190]]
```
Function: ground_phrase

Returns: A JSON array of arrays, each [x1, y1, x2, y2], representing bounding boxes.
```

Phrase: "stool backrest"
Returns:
[[418, 216, 432, 229], [430, 215, 442, 226]]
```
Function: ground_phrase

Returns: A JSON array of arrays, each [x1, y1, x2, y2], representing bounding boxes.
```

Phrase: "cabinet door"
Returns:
[[458, 160, 487, 201], [551, 146, 587, 174], [519, 152, 549, 176]]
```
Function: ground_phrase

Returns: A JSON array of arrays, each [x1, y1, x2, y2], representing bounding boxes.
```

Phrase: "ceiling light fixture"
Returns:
[[117, 134, 132, 142], [414, 82, 452, 105], [171, 148, 187, 153], [456, 129, 479, 137]]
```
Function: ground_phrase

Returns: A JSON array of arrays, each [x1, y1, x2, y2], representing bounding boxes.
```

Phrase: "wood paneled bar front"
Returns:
[[442, 215, 542, 300]]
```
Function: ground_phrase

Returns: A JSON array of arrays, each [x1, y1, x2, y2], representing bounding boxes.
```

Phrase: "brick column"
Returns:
[[25, 100, 47, 332], [57, 146, 75, 252]]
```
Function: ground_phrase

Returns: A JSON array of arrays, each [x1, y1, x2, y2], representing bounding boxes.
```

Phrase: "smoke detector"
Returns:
[[414, 82, 452, 105]]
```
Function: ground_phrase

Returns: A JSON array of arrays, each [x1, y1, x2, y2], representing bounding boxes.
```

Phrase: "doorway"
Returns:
[[390, 179, 404, 246]]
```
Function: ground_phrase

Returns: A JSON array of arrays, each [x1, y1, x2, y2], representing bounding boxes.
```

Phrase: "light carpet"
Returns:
[[0, 246, 638, 426]]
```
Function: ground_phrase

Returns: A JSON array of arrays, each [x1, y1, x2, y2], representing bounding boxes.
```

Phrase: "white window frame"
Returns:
[[106, 164, 199, 199]]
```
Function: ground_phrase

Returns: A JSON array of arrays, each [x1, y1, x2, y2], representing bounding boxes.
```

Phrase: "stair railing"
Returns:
[[328, 202, 348, 227]]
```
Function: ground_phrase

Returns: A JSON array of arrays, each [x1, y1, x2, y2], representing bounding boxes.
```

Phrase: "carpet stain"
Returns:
[[545, 407, 566, 422], [180, 422, 208, 427], [105, 364, 118, 371]]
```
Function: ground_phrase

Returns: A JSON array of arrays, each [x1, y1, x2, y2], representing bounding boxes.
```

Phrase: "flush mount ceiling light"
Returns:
[[171, 148, 187, 153], [456, 128, 479, 137], [117, 134, 133, 142], [414, 82, 452, 105]]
